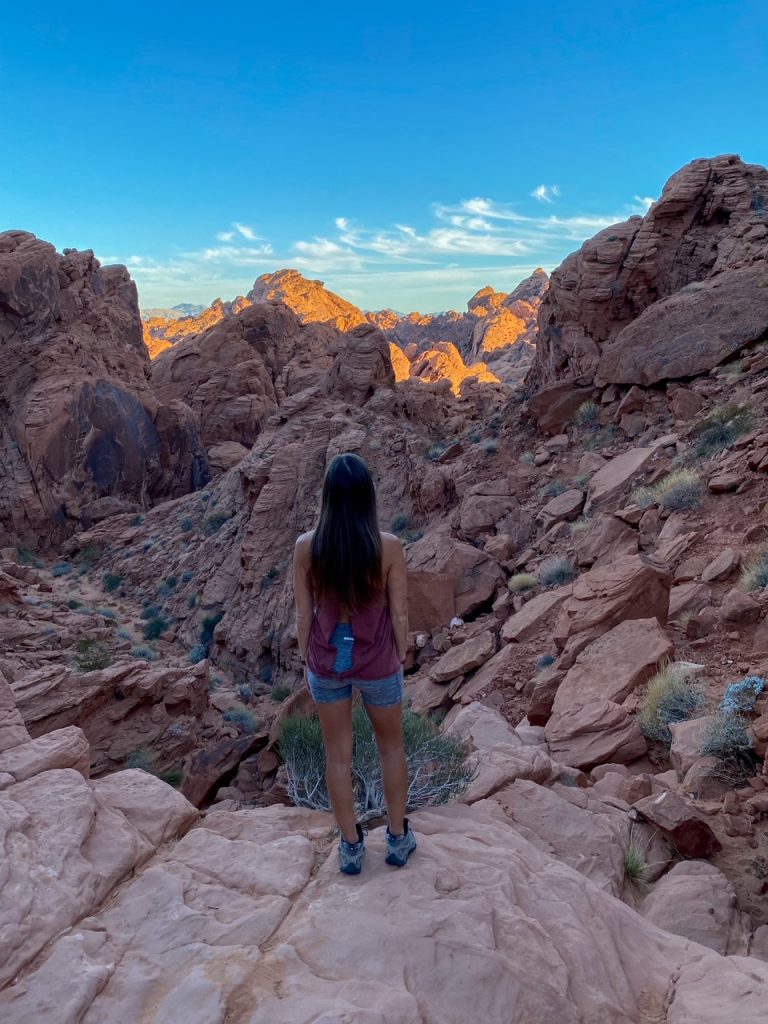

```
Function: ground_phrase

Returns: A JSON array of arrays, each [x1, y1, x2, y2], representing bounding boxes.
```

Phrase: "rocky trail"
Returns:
[[4, 154, 768, 1020]]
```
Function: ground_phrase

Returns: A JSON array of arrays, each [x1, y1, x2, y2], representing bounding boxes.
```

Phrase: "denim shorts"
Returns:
[[307, 622, 404, 708]]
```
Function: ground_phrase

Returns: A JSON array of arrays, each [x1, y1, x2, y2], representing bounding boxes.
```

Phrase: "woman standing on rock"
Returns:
[[293, 452, 415, 874]]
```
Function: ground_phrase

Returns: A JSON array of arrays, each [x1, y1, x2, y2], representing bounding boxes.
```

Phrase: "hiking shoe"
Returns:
[[339, 824, 366, 875], [385, 818, 417, 867]]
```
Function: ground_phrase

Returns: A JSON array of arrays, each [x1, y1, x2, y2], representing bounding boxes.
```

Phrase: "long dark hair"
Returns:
[[310, 453, 383, 611]]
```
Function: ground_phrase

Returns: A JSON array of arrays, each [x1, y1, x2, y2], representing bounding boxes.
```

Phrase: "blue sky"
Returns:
[[2, 1, 767, 312]]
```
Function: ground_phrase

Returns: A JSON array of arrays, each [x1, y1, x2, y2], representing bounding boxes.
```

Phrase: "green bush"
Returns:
[[636, 469, 704, 512], [237, 683, 255, 704], [16, 545, 43, 567], [391, 513, 410, 533], [223, 705, 259, 733], [180, 517, 195, 532], [271, 684, 292, 702], [540, 479, 567, 499], [700, 713, 758, 781], [536, 653, 557, 671], [570, 516, 592, 535], [203, 512, 232, 536], [67, 598, 81, 610], [623, 842, 649, 890], [582, 426, 619, 451], [52, 562, 71, 577], [280, 707, 473, 819], [482, 439, 498, 454], [538, 556, 578, 588], [637, 664, 705, 744], [131, 645, 158, 660], [159, 766, 183, 787], [201, 612, 223, 649], [572, 400, 600, 428], [102, 572, 123, 593], [73, 638, 112, 672], [507, 573, 537, 593], [125, 747, 156, 773], [143, 615, 169, 640], [691, 404, 754, 459], [740, 547, 768, 591], [75, 544, 104, 569]]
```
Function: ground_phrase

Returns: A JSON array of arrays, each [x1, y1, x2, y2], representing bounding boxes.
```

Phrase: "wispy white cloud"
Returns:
[[634, 195, 655, 211], [102, 186, 657, 310], [234, 222, 259, 240], [531, 184, 560, 204]]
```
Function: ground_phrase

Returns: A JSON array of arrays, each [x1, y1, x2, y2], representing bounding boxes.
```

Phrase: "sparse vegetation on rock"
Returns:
[[637, 664, 704, 744]]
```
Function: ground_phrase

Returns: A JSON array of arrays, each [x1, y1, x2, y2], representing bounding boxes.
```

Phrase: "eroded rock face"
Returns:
[[527, 155, 768, 390], [0, 232, 209, 544]]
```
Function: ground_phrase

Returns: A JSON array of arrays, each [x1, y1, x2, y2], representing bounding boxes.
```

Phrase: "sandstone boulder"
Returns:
[[545, 699, 647, 769], [552, 555, 671, 649], [633, 790, 722, 857], [552, 618, 673, 714]]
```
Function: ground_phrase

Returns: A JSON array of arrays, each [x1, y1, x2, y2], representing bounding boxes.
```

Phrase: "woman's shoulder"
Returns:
[[379, 532, 404, 561], [294, 530, 315, 556]]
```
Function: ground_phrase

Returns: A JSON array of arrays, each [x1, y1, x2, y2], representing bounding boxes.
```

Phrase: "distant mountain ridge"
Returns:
[[141, 267, 548, 386]]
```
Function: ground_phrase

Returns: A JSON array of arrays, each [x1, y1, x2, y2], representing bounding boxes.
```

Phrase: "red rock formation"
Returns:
[[143, 296, 251, 358], [528, 155, 768, 390], [0, 232, 208, 545], [248, 268, 366, 331]]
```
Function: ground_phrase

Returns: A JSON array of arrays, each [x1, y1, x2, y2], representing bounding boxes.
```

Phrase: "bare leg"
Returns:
[[316, 699, 358, 843], [365, 702, 408, 834]]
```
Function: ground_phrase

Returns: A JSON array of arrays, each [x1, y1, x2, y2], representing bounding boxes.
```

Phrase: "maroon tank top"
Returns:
[[307, 594, 401, 680]]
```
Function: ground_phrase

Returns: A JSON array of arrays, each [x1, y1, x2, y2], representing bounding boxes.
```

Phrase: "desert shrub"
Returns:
[[102, 572, 123, 593], [519, 451, 535, 464], [740, 547, 768, 591], [125, 747, 156, 772], [536, 653, 557, 671], [209, 674, 223, 692], [75, 544, 104, 569], [637, 664, 705, 744], [159, 767, 183, 787], [140, 604, 162, 620], [143, 615, 169, 640], [508, 573, 537, 593], [623, 842, 649, 890], [203, 512, 232, 536], [131, 645, 158, 660], [572, 473, 591, 488], [271, 684, 291, 702], [391, 513, 410, 533], [223, 705, 258, 733], [572, 400, 600, 428], [187, 593, 199, 609], [691, 403, 754, 459], [540, 479, 567, 499], [721, 675, 765, 715], [482, 439, 498, 454], [700, 713, 758, 781], [570, 516, 592, 535], [538, 556, 578, 588], [187, 643, 207, 664], [237, 683, 256, 704], [582, 426, 619, 451], [401, 529, 424, 545], [52, 562, 71, 577], [280, 707, 473, 818], [73, 638, 112, 672], [181, 570, 193, 583], [261, 566, 280, 592], [17, 545, 43, 567], [201, 612, 223, 650], [67, 598, 81, 610], [94, 607, 116, 620], [180, 517, 195, 532], [648, 470, 703, 511], [426, 440, 449, 461], [259, 665, 274, 684]]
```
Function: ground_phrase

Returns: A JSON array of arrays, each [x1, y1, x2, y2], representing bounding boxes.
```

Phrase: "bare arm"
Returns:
[[386, 537, 408, 662], [293, 536, 314, 660]]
